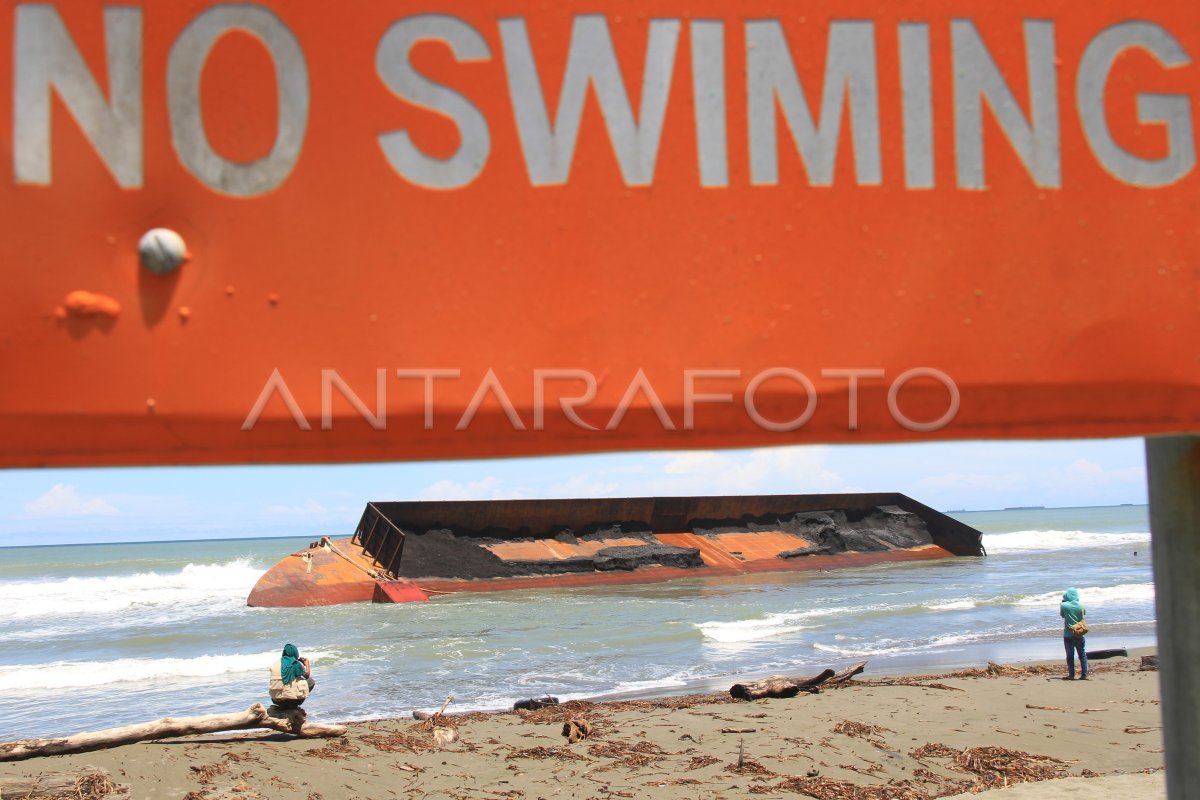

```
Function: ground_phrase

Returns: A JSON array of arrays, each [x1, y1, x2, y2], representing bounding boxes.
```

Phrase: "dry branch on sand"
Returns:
[[0, 766, 129, 799], [910, 742, 1069, 788], [751, 775, 930, 799], [0, 704, 345, 762], [505, 745, 587, 761], [412, 695, 460, 747], [832, 720, 893, 749]]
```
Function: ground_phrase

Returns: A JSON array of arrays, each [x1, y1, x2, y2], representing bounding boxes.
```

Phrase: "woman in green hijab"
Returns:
[[270, 643, 315, 708], [1059, 588, 1088, 680], [281, 644, 310, 686]]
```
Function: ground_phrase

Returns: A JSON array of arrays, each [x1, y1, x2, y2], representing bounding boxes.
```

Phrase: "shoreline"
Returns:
[[0, 648, 1165, 799]]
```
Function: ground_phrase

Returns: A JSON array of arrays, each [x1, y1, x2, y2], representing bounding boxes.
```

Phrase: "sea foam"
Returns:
[[696, 607, 852, 644], [0, 559, 264, 621], [1013, 583, 1155, 607], [0, 648, 335, 691], [983, 530, 1150, 554]]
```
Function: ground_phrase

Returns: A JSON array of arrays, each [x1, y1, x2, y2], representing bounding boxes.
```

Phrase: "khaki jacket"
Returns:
[[269, 661, 310, 703]]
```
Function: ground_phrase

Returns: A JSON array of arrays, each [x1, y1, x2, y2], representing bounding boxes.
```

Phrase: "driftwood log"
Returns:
[[1087, 648, 1128, 660], [0, 703, 345, 763], [729, 661, 867, 701], [514, 696, 559, 711], [1140, 654, 1159, 671], [0, 766, 129, 798]]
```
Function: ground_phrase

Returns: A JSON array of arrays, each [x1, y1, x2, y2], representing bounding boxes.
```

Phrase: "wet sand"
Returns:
[[0, 650, 1163, 799]]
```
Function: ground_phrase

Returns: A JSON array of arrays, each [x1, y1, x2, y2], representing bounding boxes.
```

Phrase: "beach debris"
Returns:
[[910, 742, 1068, 789], [859, 676, 964, 692], [0, 766, 128, 799], [432, 726, 460, 747], [832, 720, 893, 750], [646, 777, 702, 786], [1025, 704, 1066, 711], [505, 745, 586, 761], [965, 662, 1058, 678], [730, 661, 868, 701], [515, 699, 599, 724], [1124, 725, 1158, 734], [607, 694, 735, 711], [413, 694, 460, 748], [755, 775, 929, 799], [0, 703, 345, 762], [1087, 648, 1128, 660], [827, 661, 869, 685], [189, 751, 259, 785], [303, 737, 358, 761], [514, 696, 559, 711], [730, 669, 832, 700], [725, 757, 773, 776], [587, 739, 667, 767], [1140, 655, 1159, 671], [360, 730, 437, 753], [720, 727, 758, 733], [687, 755, 720, 770], [562, 716, 592, 743]]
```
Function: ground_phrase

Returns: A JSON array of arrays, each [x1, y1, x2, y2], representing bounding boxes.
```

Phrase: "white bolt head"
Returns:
[[138, 228, 188, 274]]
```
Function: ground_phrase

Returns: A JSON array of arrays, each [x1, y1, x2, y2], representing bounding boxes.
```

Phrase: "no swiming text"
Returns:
[[10, 6, 1196, 195]]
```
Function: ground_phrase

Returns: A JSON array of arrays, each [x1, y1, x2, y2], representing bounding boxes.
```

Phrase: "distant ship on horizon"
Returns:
[[1004, 505, 1045, 510]]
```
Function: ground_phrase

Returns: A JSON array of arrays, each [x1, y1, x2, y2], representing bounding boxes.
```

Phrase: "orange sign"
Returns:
[[1, 1, 1197, 466]]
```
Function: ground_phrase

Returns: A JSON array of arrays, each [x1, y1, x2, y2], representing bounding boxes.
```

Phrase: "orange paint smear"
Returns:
[[62, 290, 121, 318]]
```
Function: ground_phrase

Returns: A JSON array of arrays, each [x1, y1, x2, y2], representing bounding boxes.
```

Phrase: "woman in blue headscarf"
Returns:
[[270, 643, 315, 708], [1059, 588, 1088, 680]]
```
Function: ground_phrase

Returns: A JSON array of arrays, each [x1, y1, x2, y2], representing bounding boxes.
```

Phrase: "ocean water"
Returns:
[[0, 505, 1155, 741]]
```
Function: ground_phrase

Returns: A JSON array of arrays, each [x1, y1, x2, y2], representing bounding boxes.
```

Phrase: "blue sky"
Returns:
[[0, 438, 1148, 546]]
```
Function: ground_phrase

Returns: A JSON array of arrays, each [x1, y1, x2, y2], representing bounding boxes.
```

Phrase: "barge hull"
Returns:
[[247, 493, 983, 608]]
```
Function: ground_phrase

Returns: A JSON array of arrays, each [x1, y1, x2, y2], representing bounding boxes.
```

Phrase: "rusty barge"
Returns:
[[247, 494, 984, 607]]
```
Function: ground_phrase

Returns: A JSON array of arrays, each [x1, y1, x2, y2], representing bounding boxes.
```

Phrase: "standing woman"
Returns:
[[1060, 588, 1088, 680]]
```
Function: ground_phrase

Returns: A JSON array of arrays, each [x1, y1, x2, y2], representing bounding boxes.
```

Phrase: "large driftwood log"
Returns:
[[730, 668, 835, 701], [727, 662, 868, 700], [1087, 648, 1128, 660], [0, 703, 345, 763], [0, 766, 129, 798], [827, 660, 868, 685]]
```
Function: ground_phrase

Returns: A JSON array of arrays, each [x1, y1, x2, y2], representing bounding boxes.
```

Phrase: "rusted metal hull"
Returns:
[[247, 494, 983, 608], [415, 545, 956, 595], [247, 538, 428, 607]]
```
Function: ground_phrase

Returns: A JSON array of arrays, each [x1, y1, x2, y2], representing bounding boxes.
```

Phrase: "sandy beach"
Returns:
[[0, 650, 1164, 800]]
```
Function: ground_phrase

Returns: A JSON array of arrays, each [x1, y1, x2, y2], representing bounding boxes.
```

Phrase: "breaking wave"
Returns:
[[0, 560, 264, 620], [982, 530, 1149, 554], [0, 648, 335, 691]]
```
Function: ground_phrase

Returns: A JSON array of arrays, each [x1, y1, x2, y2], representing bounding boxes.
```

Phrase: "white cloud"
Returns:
[[663, 446, 841, 491], [416, 477, 529, 501], [546, 474, 621, 498], [627, 445, 843, 495], [1063, 459, 1144, 486], [913, 471, 1029, 492], [25, 484, 118, 517], [264, 499, 327, 516]]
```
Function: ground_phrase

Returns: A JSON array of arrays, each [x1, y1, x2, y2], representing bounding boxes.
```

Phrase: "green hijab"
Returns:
[[281, 643, 306, 685]]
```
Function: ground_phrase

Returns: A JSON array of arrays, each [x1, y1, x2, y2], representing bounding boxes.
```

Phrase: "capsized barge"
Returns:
[[247, 493, 984, 607]]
